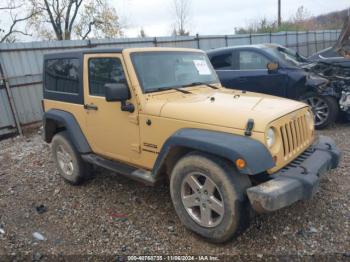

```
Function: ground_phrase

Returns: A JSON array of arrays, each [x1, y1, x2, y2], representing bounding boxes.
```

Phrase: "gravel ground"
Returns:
[[0, 124, 349, 260]]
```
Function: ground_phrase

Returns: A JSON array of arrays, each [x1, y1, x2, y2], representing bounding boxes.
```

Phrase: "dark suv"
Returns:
[[207, 44, 338, 129]]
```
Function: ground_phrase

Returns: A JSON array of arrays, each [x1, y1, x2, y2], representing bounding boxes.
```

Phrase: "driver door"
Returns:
[[83, 53, 140, 163]]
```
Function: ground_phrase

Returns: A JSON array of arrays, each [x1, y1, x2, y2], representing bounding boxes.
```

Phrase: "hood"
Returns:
[[143, 88, 307, 132]]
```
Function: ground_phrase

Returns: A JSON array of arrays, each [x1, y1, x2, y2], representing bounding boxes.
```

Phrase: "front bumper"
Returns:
[[247, 136, 341, 213]]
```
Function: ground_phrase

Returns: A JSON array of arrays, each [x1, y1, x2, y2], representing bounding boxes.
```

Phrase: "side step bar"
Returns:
[[82, 154, 157, 186]]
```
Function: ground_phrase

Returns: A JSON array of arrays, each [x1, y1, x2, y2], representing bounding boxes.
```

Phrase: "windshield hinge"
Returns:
[[131, 143, 141, 153], [129, 114, 139, 125]]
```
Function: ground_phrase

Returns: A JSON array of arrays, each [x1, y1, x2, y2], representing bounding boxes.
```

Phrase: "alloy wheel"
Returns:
[[181, 172, 224, 228], [304, 96, 329, 126], [56, 145, 74, 176]]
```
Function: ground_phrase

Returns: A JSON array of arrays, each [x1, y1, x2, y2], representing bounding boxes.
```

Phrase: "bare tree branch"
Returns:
[[43, 0, 62, 39], [0, 10, 36, 43], [64, 0, 75, 37], [27, 0, 121, 40], [171, 0, 192, 36], [68, 0, 83, 33], [0, 3, 24, 10], [81, 20, 97, 39]]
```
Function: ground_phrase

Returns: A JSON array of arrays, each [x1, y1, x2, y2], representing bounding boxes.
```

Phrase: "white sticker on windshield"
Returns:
[[193, 60, 211, 75]]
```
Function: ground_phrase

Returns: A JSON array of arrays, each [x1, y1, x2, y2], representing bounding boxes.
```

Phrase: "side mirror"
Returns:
[[267, 62, 279, 73], [105, 83, 134, 113], [105, 83, 130, 102]]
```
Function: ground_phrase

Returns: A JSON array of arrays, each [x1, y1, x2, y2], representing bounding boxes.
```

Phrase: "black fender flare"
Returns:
[[152, 128, 274, 177], [43, 109, 91, 153]]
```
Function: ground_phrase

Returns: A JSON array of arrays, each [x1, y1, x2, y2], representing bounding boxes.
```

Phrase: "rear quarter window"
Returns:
[[43, 56, 83, 104], [45, 58, 80, 94]]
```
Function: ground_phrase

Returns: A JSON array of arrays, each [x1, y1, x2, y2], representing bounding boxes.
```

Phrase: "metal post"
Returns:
[[0, 62, 23, 136], [249, 32, 252, 45], [306, 31, 310, 57], [278, 0, 281, 27], [269, 31, 272, 43], [196, 34, 200, 49], [225, 35, 228, 47], [314, 31, 318, 52], [296, 31, 299, 54], [154, 37, 157, 47], [285, 31, 288, 47], [323, 30, 325, 49]]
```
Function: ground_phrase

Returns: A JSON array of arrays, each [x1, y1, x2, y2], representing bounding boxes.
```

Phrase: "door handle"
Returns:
[[84, 104, 98, 111]]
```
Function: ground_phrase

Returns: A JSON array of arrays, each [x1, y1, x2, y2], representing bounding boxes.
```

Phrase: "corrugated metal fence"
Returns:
[[0, 29, 341, 137]]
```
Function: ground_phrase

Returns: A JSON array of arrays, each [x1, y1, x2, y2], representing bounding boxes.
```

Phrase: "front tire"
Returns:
[[301, 93, 339, 129], [52, 131, 92, 185], [170, 152, 251, 243]]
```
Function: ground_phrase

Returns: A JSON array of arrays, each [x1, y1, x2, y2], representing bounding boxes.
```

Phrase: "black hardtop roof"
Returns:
[[43, 46, 203, 60], [43, 47, 124, 60]]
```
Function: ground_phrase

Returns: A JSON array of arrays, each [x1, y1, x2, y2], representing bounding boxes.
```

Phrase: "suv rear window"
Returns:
[[45, 58, 80, 94]]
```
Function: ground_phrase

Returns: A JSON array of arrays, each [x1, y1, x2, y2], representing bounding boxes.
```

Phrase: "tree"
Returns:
[[294, 6, 310, 22], [139, 28, 146, 38], [171, 0, 191, 36], [234, 6, 314, 34], [28, 0, 122, 40], [0, 0, 35, 43], [292, 6, 315, 30]]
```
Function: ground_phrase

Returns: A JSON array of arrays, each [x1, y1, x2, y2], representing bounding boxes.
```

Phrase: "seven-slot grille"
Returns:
[[279, 114, 311, 158]]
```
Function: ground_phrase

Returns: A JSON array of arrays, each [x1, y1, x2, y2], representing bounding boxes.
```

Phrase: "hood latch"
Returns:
[[245, 119, 254, 136]]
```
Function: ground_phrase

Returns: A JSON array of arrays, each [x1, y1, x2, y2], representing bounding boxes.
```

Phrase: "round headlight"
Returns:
[[266, 128, 276, 148], [305, 111, 315, 130]]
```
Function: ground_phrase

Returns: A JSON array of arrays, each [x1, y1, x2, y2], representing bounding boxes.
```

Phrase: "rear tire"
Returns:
[[301, 93, 339, 129], [52, 131, 92, 185], [170, 152, 251, 243]]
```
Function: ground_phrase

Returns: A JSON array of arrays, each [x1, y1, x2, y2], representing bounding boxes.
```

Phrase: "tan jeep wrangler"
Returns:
[[42, 47, 340, 243]]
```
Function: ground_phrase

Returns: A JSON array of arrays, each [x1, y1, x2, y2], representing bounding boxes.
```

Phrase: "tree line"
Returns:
[[235, 6, 348, 34], [0, 0, 193, 43], [1, 1, 345, 43]]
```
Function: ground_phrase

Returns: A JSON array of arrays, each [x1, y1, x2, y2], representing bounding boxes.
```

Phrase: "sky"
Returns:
[[112, 0, 350, 37]]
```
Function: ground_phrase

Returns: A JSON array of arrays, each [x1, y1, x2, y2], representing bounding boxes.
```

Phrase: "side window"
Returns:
[[45, 58, 79, 94], [239, 51, 270, 70], [210, 53, 233, 70], [88, 58, 127, 96]]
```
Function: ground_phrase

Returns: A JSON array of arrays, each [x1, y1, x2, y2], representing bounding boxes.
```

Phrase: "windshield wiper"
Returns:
[[173, 88, 192, 94], [182, 82, 219, 89], [149, 87, 192, 94]]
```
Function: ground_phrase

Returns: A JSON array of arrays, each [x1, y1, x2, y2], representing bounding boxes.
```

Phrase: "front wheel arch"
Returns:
[[151, 128, 275, 179]]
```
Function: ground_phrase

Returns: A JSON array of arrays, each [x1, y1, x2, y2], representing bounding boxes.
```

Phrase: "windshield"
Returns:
[[266, 46, 307, 67], [131, 51, 219, 93]]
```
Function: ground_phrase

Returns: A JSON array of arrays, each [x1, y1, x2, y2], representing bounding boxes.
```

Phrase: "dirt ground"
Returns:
[[0, 124, 349, 261]]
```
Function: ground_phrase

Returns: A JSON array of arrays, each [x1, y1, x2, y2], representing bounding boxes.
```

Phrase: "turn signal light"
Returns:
[[236, 158, 246, 170]]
